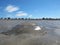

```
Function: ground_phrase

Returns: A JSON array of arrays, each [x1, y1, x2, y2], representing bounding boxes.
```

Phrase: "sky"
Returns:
[[0, 0, 60, 18]]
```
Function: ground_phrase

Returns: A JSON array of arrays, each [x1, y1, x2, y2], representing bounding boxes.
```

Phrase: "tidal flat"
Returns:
[[0, 20, 60, 45]]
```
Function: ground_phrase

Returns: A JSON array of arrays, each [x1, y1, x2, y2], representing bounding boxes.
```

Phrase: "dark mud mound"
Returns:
[[1, 22, 46, 35]]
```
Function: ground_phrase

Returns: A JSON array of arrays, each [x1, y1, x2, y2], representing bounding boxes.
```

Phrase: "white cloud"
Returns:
[[28, 15, 32, 18], [16, 11, 28, 16], [5, 5, 19, 12], [5, 5, 31, 17]]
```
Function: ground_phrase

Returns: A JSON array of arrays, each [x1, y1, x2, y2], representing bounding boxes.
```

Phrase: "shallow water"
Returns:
[[0, 20, 60, 45]]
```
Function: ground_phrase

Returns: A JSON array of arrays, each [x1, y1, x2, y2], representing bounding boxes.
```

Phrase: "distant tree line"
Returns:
[[0, 17, 60, 20]]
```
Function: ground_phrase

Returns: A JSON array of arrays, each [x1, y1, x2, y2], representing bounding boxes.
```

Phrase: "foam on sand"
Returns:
[[34, 26, 41, 31]]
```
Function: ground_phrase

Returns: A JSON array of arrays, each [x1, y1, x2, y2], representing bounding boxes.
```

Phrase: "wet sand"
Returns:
[[0, 20, 60, 45]]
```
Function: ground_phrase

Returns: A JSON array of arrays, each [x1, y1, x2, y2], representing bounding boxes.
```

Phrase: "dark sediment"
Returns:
[[1, 22, 45, 35]]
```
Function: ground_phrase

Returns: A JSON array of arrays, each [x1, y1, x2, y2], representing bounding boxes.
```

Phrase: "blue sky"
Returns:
[[0, 0, 60, 18]]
